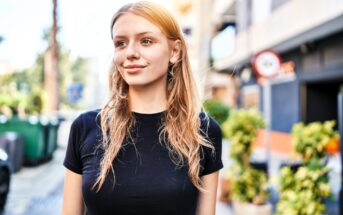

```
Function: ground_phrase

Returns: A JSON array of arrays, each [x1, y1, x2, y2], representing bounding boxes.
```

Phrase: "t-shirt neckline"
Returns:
[[132, 111, 166, 119]]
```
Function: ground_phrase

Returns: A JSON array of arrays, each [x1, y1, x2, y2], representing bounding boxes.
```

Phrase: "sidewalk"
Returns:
[[2, 119, 72, 215], [3, 148, 64, 215]]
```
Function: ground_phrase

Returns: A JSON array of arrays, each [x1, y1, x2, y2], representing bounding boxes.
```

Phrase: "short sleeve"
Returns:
[[200, 114, 223, 176], [63, 115, 83, 174]]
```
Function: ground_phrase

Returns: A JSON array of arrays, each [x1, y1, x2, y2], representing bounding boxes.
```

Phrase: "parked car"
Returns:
[[0, 148, 11, 212]]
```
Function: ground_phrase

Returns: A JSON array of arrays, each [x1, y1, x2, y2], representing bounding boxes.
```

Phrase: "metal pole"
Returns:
[[338, 93, 343, 215], [263, 80, 271, 177]]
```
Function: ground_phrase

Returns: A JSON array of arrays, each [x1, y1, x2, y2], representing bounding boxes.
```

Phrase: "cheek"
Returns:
[[113, 52, 122, 65], [147, 51, 170, 69], [113, 54, 125, 77], [113, 51, 125, 67]]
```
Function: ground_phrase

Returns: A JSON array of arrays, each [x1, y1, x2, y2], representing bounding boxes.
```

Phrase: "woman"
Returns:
[[62, 1, 223, 215]]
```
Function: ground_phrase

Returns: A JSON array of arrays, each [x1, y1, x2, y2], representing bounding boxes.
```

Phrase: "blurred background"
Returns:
[[0, 0, 343, 214]]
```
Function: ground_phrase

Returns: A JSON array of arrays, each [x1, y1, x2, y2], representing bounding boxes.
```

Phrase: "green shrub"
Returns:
[[292, 121, 338, 161], [231, 167, 269, 204], [339, 84, 343, 93], [276, 120, 338, 215], [203, 99, 230, 125], [223, 108, 269, 205], [0, 88, 44, 116], [221, 109, 265, 164], [276, 161, 330, 215]]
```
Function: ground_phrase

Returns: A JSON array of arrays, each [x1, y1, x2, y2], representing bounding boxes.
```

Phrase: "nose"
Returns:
[[126, 42, 140, 59]]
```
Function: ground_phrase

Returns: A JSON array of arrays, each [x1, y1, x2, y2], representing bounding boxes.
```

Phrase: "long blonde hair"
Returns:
[[93, 1, 214, 192]]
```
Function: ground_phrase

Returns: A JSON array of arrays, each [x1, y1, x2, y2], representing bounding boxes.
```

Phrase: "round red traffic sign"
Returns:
[[252, 50, 281, 78]]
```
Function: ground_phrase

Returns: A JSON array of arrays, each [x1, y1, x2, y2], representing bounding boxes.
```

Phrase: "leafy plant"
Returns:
[[222, 109, 265, 165], [25, 88, 45, 115], [231, 167, 269, 205], [276, 160, 330, 215], [276, 120, 338, 215], [339, 84, 343, 93], [292, 121, 339, 161], [222, 109, 269, 205], [203, 99, 230, 125], [0, 91, 26, 116], [0, 85, 45, 117]]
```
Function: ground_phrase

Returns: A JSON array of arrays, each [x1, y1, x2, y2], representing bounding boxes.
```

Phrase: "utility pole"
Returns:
[[44, 0, 59, 115]]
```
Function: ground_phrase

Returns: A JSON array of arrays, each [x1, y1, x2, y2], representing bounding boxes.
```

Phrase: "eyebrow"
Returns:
[[113, 31, 155, 39]]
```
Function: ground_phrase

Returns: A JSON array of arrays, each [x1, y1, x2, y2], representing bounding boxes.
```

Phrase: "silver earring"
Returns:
[[169, 67, 175, 77], [169, 62, 175, 76]]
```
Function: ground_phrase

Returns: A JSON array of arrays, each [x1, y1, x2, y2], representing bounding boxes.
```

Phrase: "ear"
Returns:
[[169, 40, 182, 64]]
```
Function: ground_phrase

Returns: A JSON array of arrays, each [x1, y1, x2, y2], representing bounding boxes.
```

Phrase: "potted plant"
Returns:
[[221, 109, 271, 214], [276, 120, 339, 215], [231, 167, 271, 215], [222, 109, 265, 166]]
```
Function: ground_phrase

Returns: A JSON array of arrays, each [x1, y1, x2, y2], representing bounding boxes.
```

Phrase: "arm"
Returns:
[[196, 171, 220, 215], [62, 168, 84, 215]]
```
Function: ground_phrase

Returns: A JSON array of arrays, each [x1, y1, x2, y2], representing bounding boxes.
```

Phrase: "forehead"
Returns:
[[112, 13, 164, 38]]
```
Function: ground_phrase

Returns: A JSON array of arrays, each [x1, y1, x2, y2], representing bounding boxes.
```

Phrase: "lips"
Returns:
[[124, 64, 146, 73], [124, 64, 146, 69]]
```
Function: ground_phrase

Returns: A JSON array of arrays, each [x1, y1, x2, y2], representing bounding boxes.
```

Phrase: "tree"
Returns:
[[0, 0, 89, 115], [44, 0, 59, 114]]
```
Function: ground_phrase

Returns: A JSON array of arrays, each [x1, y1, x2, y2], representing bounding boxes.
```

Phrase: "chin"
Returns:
[[123, 75, 167, 88], [125, 80, 151, 87]]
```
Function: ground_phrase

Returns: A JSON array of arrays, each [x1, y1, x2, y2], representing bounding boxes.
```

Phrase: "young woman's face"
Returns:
[[112, 13, 173, 88]]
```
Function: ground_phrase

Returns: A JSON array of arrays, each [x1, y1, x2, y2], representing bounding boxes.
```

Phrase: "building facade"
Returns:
[[212, 0, 343, 133]]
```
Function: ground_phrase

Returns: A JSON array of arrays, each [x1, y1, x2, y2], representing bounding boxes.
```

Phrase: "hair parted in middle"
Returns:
[[93, 1, 215, 193]]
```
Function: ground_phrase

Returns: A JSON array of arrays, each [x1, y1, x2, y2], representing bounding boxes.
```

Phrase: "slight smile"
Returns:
[[124, 64, 147, 73]]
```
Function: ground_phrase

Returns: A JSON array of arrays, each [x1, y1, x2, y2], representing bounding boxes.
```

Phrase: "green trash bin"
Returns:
[[44, 117, 60, 161], [0, 116, 45, 165]]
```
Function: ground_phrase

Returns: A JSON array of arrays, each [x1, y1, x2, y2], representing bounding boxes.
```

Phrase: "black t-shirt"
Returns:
[[63, 109, 223, 215]]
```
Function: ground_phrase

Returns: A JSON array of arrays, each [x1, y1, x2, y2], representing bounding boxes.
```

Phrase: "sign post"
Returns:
[[252, 50, 282, 177]]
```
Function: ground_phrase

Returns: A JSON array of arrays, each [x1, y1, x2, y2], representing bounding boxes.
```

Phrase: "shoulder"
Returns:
[[75, 109, 100, 123], [199, 112, 222, 141], [198, 112, 223, 176], [71, 109, 101, 133], [64, 110, 101, 174], [68, 109, 102, 151]]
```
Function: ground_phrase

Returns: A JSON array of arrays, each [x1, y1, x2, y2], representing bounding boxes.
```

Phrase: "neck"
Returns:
[[128, 84, 167, 114]]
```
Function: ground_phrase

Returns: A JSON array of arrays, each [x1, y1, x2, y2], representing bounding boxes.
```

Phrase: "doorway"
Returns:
[[303, 79, 343, 129]]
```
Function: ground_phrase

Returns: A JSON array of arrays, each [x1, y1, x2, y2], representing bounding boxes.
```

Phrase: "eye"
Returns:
[[114, 40, 126, 48], [141, 38, 153, 46]]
